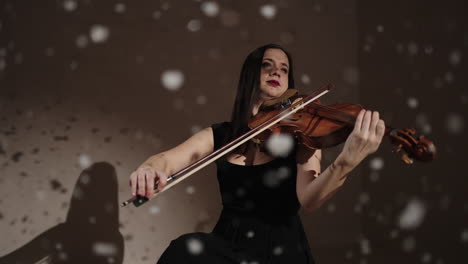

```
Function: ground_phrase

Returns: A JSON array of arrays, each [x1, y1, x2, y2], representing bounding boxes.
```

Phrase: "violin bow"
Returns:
[[121, 83, 334, 207]]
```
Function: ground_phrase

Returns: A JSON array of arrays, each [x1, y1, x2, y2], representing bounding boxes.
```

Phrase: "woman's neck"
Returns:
[[252, 99, 264, 116]]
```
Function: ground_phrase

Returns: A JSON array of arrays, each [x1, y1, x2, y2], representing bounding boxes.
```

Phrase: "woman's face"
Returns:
[[258, 48, 290, 101]]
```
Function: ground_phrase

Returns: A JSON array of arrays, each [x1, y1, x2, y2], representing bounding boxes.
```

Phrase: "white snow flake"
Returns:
[[201, 2, 219, 17], [186, 185, 196, 194], [398, 198, 426, 230], [259, 4, 277, 20], [265, 133, 294, 157], [90, 25, 110, 43], [187, 19, 202, 32], [301, 74, 311, 85], [343, 67, 360, 85], [149, 205, 161, 215], [369, 157, 384, 171], [78, 154, 92, 169], [446, 113, 464, 134], [63, 0, 77, 12], [272, 246, 283, 255], [76, 34, 88, 48], [376, 24, 384, 32], [92, 242, 118, 256], [196, 95, 207, 105], [407, 97, 419, 109], [449, 49, 461, 66], [186, 237, 204, 255], [114, 3, 126, 14], [360, 237, 371, 255], [461, 229, 468, 242], [402, 236, 416, 252], [263, 167, 290, 188], [161, 70, 185, 91]]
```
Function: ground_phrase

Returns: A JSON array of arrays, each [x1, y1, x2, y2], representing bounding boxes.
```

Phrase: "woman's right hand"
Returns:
[[129, 167, 168, 198]]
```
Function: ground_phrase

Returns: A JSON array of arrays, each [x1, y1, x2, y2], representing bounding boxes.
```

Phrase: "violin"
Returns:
[[121, 83, 436, 207], [250, 88, 436, 164]]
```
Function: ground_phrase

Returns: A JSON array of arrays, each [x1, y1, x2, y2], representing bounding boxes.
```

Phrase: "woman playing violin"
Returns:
[[129, 43, 386, 263]]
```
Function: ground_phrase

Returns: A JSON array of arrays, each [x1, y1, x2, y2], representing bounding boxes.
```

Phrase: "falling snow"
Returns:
[[161, 70, 185, 91], [265, 133, 294, 157], [460, 229, 468, 242], [301, 74, 311, 85], [186, 185, 196, 194], [0, 59, 5, 71], [407, 41, 419, 56], [343, 67, 360, 85], [376, 24, 384, 32], [263, 166, 290, 188], [402, 236, 416, 252], [421, 252, 432, 263], [63, 0, 77, 12], [196, 95, 207, 105], [114, 3, 126, 14], [259, 5, 277, 20], [448, 49, 461, 66], [360, 237, 371, 255], [220, 9, 239, 27], [0, 3, 465, 263], [186, 237, 204, 255], [149, 205, 161, 215], [446, 113, 464, 134], [78, 154, 92, 169], [272, 246, 283, 255], [407, 97, 419, 109], [191, 125, 202, 134], [92, 242, 118, 256], [398, 198, 426, 230], [358, 192, 370, 205], [187, 19, 202, 32], [89, 25, 110, 43], [369, 157, 384, 170], [201, 2, 219, 17]]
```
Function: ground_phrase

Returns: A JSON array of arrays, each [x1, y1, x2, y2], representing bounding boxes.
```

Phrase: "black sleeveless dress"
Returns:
[[157, 122, 315, 264]]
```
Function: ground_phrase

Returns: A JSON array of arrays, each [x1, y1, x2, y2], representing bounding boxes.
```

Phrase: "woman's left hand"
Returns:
[[335, 109, 386, 169]]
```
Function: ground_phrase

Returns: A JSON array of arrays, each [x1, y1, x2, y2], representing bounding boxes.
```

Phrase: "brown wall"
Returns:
[[0, 0, 466, 263]]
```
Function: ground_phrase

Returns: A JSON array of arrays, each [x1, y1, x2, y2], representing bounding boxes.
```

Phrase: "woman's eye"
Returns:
[[282, 68, 288, 73], [262, 62, 271, 68]]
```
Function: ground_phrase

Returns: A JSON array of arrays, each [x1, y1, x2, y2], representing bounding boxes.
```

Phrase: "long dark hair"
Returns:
[[223, 43, 296, 152]]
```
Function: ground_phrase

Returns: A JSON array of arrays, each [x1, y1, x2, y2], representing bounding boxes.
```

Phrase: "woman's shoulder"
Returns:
[[211, 121, 231, 130], [210, 121, 231, 151]]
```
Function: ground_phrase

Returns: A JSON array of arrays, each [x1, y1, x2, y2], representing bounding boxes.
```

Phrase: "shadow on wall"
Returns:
[[0, 162, 124, 264]]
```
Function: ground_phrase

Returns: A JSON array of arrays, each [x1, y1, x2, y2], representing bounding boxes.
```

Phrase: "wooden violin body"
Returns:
[[121, 84, 436, 208], [249, 89, 436, 164]]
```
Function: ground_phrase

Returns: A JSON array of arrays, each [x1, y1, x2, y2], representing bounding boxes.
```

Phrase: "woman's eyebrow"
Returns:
[[263, 58, 289, 69]]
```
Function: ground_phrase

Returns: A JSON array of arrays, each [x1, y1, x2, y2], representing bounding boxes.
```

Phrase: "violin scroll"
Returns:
[[388, 128, 437, 164]]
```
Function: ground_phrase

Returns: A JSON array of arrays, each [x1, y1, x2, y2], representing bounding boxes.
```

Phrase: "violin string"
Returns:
[[308, 103, 394, 135], [306, 103, 357, 125]]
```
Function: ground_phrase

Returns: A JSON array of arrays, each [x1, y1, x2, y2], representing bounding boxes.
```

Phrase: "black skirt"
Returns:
[[157, 208, 315, 264]]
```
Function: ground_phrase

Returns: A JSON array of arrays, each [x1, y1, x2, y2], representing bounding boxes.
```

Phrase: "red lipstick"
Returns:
[[267, 80, 280, 86]]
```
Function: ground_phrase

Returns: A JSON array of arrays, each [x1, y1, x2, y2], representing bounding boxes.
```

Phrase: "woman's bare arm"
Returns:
[[296, 110, 385, 211], [296, 148, 350, 211], [130, 127, 214, 198]]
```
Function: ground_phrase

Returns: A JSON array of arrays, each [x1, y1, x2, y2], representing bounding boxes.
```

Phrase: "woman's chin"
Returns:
[[259, 93, 276, 101], [260, 89, 285, 100]]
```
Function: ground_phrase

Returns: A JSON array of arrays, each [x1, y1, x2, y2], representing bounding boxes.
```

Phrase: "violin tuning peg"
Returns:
[[401, 153, 414, 165], [392, 144, 402, 153]]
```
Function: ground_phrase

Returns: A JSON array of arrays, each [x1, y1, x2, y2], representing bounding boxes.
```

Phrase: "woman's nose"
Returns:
[[269, 66, 280, 76]]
